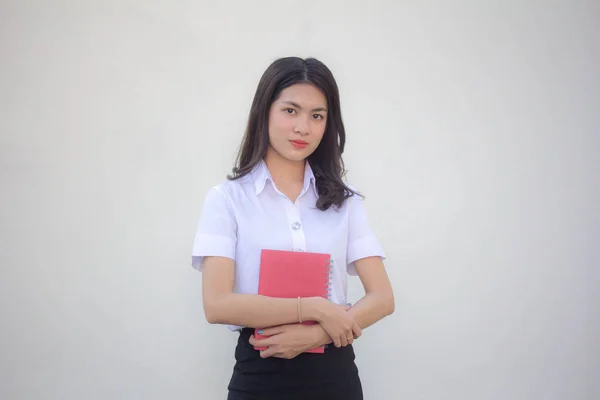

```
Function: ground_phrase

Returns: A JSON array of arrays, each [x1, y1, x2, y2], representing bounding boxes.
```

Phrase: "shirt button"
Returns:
[[291, 222, 301, 230]]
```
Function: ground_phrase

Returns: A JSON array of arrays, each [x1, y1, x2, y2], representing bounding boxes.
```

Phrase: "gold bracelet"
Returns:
[[297, 296, 303, 323]]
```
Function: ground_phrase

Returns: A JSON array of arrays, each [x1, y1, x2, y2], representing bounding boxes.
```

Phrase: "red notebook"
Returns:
[[254, 249, 332, 354]]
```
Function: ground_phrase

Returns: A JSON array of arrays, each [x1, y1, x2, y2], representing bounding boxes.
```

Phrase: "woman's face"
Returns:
[[267, 83, 328, 163]]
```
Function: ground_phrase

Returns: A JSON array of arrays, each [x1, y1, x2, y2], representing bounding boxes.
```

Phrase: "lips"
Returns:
[[290, 140, 308, 149]]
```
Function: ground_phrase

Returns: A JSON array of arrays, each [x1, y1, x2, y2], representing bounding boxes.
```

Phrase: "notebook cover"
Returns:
[[253, 249, 332, 354]]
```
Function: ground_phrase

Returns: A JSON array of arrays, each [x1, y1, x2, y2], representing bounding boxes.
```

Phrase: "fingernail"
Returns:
[[257, 329, 264, 334]]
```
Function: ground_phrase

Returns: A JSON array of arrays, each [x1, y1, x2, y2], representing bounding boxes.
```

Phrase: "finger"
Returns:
[[259, 325, 287, 336], [250, 335, 273, 348], [260, 346, 280, 359], [346, 332, 354, 344], [252, 338, 273, 348], [340, 334, 348, 347], [332, 335, 342, 348]]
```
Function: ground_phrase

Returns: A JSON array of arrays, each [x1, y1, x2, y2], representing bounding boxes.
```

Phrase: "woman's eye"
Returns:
[[313, 114, 323, 120], [285, 108, 295, 114]]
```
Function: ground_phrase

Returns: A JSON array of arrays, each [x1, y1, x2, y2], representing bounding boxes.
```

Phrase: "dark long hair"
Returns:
[[228, 56, 359, 211]]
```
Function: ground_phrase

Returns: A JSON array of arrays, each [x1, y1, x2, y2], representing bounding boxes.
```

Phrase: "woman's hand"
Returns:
[[249, 324, 324, 359], [312, 300, 362, 348]]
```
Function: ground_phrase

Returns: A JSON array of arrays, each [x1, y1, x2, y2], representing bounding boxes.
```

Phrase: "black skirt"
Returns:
[[227, 328, 363, 400]]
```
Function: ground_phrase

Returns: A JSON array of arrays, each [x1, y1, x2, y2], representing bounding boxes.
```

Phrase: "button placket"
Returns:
[[285, 201, 306, 252]]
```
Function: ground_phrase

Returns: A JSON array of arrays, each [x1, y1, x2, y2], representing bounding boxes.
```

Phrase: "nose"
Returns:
[[293, 116, 310, 136]]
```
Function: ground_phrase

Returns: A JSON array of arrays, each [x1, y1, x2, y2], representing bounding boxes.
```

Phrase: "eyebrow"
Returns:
[[281, 101, 328, 113]]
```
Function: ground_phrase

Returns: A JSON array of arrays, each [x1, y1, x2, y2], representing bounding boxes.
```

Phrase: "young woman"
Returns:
[[191, 57, 394, 400]]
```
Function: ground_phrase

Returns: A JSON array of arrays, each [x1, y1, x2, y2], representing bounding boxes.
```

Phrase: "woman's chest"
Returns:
[[233, 195, 349, 257]]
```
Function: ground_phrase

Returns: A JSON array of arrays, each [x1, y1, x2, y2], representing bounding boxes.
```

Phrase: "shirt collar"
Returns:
[[252, 159, 318, 198]]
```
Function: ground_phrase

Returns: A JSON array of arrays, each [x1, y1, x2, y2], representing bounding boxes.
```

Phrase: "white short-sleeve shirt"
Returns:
[[191, 159, 386, 331]]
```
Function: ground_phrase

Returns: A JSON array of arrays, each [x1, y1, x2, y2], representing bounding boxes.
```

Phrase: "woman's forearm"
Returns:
[[307, 292, 394, 346], [347, 291, 395, 329], [204, 294, 324, 328]]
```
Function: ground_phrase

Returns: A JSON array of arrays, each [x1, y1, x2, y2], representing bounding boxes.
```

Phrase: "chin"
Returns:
[[290, 148, 317, 161], [285, 154, 308, 162], [269, 145, 313, 162]]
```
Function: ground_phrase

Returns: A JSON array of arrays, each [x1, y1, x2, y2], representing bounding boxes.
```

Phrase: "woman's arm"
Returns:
[[202, 255, 360, 345], [296, 257, 396, 346], [202, 256, 321, 327], [346, 256, 395, 328], [299, 256, 394, 343], [293, 256, 394, 346], [249, 256, 394, 358]]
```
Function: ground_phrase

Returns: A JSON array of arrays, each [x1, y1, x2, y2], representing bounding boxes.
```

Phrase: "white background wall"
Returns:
[[1, 1, 598, 399]]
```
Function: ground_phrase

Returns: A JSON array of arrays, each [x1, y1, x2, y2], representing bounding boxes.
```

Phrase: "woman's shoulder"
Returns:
[[203, 175, 254, 205]]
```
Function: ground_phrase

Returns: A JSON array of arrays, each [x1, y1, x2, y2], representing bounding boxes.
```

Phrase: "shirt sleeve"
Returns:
[[191, 186, 237, 271], [346, 192, 386, 275]]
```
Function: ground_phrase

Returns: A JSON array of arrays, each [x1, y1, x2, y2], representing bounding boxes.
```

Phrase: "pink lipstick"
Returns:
[[290, 140, 308, 149]]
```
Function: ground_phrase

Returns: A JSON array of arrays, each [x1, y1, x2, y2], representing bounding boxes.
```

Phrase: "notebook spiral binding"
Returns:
[[323, 258, 334, 300]]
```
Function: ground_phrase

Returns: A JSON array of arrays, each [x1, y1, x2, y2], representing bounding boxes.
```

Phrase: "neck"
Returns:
[[264, 147, 305, 186]]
